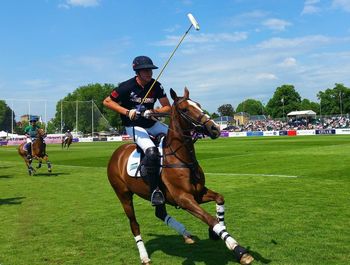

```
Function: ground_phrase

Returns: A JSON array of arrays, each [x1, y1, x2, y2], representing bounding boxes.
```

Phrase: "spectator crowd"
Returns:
[[223, 116, 350, 132]]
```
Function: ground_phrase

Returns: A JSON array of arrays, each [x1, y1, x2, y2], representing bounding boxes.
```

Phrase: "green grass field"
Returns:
[[1, 136, 349, 265]]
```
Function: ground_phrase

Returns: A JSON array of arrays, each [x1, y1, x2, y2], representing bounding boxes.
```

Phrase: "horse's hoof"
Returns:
[[240, 253, 254, 265], [183, 235, 195, 244], [208, 227, 220, 240], [141, 257, 151, 265], [233, 245, 254, 264]]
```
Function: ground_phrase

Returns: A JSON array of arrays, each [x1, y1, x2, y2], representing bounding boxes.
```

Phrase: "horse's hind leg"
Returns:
[[116, 191, 151, 265], [42, 156, 52, 173], [155, 204, 195, 244]]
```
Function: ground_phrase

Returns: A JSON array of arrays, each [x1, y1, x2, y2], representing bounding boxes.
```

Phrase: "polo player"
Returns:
[[24, 118, 40, 160]]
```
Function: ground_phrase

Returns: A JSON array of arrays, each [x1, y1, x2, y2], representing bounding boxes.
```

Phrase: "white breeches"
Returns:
[[125, 121, 168, 152], [26, 138, 32, 144]]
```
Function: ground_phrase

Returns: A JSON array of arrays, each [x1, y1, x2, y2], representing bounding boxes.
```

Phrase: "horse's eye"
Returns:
[[182, 108, 188, 113]]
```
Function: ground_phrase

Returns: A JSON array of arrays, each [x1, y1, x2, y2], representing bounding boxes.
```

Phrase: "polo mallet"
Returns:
[[140, 13, 200, 105]]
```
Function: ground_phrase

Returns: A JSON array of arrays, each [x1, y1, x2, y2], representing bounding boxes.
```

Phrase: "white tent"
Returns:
[[287, 110, 316, 117], [0, 130, 21, 138]]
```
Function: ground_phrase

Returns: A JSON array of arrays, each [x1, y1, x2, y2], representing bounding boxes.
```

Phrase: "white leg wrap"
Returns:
[[164, 215, 191, 237], [134, 235, 150, 264], [213, 223, 238, 250], [216, 203, 225, 228]]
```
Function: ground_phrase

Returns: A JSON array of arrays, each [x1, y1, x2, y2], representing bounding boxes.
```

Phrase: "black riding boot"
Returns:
[[141, 147, 164, 206], [26, 143, 32, 160]]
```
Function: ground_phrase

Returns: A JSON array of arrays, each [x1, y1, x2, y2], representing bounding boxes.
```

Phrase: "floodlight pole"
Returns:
[[91, 100, 94, 137], [11, 100, 14, 134], [76, 100, 78, 135], [60, 101, 63, 134]]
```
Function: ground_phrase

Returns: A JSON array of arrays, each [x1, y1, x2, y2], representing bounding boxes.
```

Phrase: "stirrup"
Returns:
[[151, 188, 165, 206]]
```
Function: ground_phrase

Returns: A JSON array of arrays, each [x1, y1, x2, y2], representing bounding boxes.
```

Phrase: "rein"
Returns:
[[161, 97, 211, 177]]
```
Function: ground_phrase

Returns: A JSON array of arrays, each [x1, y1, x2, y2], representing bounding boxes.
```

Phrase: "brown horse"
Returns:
[[18, 128, 52, 175], [62, 135, 73, 149], [107, 88, 254, 264]]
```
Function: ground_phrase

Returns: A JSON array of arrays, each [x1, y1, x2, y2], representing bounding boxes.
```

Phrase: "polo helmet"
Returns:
[[132, 56, 158, 71]]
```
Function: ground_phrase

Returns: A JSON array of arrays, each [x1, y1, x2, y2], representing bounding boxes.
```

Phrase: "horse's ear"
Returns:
[[184, 87, 189, 99], [170, 88, 177, 100]]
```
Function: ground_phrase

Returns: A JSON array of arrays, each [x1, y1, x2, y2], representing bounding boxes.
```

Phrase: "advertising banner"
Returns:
[[228, 131, 247, 137], [247, 131, 263, 137], [335, 128, 350, 135], [263, 131, 279, 137], [107, 136, 123, 142], [279, 131, 288, 136], [287, 130, 297, 136], [297, 130, 316, 136], [316, 129, 336, 135], [220, 131, 229, 137]]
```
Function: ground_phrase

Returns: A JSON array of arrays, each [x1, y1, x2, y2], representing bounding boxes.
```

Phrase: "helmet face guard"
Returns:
[[132, 56, 158, 71]]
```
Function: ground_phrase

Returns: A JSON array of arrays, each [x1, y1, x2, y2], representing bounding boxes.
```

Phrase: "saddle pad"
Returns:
[[126, 137, 164, 178]]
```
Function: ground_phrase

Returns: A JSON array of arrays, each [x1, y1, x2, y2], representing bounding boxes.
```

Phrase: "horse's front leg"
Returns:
[[198, 188, 226, 239], [42, 155, 52, 173], [25, 157, 35, 175], [116, 191, 151, 265], [177, 194, 254, 265], [155, 204, 194, 244]]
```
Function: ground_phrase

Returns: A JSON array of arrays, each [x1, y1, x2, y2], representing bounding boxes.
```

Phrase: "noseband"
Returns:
[[175, 97, 212, 134]]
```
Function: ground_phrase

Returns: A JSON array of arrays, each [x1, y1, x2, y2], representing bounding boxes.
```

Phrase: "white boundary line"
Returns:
[[206, 173, 299, 178], [1, 161, 299, 178]]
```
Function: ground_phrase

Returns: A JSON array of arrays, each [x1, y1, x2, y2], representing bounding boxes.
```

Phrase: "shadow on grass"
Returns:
[[0, 175, 13, 179], [146, 234, 271, 264], [0, 196, 26, 205], [32, 172, 67, 177]]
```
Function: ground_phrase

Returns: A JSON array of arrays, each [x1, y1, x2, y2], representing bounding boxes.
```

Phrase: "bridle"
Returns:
[[162, 97, 214, 177], [175, 97, 212, 136]]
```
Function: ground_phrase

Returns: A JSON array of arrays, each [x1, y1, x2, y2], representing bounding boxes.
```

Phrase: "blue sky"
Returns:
[[1, 0, 350, 121]]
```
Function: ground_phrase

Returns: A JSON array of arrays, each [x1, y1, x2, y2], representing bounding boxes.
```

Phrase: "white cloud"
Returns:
[[262, 18, 292, 31], [302, 0, 321, 15], [281, 57, 297, 67], [332, 0, 350, 12], [228, 10, 269, 27], [256, 73, 278, 80], [22, 79, 51, 88], [60, 0, 100, 8], [155, 32, 248, 46], [257, 35, 331, 49]]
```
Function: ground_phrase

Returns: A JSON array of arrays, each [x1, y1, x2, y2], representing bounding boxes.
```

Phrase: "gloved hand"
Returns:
[[143, 110, 154, 119], [127, 109, 137, 120]]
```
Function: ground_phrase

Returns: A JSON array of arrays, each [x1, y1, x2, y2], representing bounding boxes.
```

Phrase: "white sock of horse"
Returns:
[[213, 223, 238, 250], [134, 235, 150, 263], [216, 203, 226, 228], [164, 215, 191, 237]]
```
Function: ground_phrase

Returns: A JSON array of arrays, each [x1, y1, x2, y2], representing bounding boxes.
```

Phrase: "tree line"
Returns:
[[0, 83, 349, 134]]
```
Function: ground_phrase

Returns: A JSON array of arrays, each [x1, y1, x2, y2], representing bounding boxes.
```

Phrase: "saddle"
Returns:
[[127, 135, 165, 178]]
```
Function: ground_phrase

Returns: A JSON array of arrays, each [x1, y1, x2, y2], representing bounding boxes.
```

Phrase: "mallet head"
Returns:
[[187, 13, 200, 31]]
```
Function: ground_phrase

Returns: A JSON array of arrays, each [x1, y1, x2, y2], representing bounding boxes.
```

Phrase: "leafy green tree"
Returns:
[[217, 104, 234, 116], [50, 83, 121, 134], [317, 83, 350, 115], [300, 99, 320, 114], [0, 100, 16, 132], [236, 99, 265, 115], [266, 84, 301, 118], [211, 112, 219, 119]]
